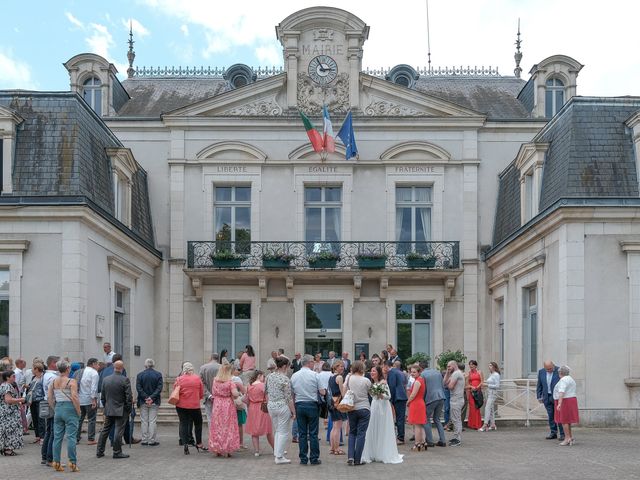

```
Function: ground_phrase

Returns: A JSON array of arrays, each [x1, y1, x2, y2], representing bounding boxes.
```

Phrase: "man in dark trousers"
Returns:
[[383, 360, 408, 444], [97, 360, 133, 459], [536, 360, 564, 440]]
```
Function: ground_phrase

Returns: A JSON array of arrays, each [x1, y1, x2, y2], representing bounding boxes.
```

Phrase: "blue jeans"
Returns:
[[444, 388, 451, 424], [295, 402, 320, 463], [347, 408, 370, 464], [41, 417, 54, 462], [53, 402, 79, 463], [544, 395, 564, 436]]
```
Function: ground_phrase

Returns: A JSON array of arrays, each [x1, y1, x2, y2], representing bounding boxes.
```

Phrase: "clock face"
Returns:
[[308, 55, 338, 85]]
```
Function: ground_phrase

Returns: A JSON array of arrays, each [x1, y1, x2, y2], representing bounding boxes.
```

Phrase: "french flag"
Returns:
[[323, 105, 336, 153]]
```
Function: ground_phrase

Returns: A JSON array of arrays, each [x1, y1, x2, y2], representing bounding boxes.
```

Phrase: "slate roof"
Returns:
[[114, 73, 529, 119], [0, 91, 157, 255], [491, 96, 640, 249]]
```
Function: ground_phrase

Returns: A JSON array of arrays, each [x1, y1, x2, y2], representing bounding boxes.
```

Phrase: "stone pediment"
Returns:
[[162, 74, 286, 117], [359, 74, 484, 117]]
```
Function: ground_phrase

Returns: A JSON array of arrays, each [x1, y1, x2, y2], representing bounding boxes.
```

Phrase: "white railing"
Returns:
[[494, 378, 547, 426]]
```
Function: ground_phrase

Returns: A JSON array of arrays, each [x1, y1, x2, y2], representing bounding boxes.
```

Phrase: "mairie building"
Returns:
[[0, 6, 638, 425]]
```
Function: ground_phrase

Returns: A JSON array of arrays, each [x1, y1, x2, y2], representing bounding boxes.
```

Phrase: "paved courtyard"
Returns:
[[2, 425, 639, 480]]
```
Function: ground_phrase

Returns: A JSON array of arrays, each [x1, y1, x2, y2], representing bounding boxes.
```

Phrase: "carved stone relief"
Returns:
[[364, 97, 430, 116], [297, 73, 349, 114], [222, 95, 283, 116]]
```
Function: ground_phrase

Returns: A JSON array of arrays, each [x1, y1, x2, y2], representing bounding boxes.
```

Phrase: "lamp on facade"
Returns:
[[368, 327, 373, 338], [275, 326, 280, 338]]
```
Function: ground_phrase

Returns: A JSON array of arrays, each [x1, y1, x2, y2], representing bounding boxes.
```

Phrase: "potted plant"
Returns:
[[308, 251, 340, 269], [262, 252, 295, 269], [356, 253, 387, 269], [436, 349, 468, 372], [405, 251, 437, 268], [405, 352, 431, 367], [210, 250, 243, 268]]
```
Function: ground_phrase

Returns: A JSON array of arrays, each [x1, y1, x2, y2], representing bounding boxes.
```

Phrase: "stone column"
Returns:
[[462, 161, 479, 361], [168, 155, 185, 377]]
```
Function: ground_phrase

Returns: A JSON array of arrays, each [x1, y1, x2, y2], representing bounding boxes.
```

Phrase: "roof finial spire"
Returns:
[[127, 20, 136, 78], [426, 0, 432, 72], [514, 18, 522, 78]]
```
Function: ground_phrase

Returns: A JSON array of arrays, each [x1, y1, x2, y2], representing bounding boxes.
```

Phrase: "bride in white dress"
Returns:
[[361, 366, 404, 464]]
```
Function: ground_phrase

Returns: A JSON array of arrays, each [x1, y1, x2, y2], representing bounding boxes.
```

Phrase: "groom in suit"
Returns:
[[536, 360, 564, 440], [384, 360, 408, 444]]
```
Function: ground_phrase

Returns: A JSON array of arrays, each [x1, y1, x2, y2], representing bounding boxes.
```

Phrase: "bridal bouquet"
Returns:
[[370, 383, 387, 397]]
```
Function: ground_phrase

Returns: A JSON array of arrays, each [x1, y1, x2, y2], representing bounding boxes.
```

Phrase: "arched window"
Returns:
[[83, 77, 102, 115], [545, 78, 564, 117]]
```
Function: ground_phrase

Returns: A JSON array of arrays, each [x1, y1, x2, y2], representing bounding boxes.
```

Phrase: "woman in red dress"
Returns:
[[466, 360, 484, 430], [209, 362, 241, 457], [245, 370, 274, 456], [406, 365, 427, 451]]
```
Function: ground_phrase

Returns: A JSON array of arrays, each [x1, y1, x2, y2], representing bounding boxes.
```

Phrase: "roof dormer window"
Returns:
[[545, 78, 564, 117], [515, 142, 549, 225], [0, 106, 24, 194], [106, 147, 138, 227], [83, 77, 102, 116], [224, 64, 257, 90], [386, 65, 420, 89]]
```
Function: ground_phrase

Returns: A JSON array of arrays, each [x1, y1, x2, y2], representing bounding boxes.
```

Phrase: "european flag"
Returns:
[[337, 111, 358, 160]]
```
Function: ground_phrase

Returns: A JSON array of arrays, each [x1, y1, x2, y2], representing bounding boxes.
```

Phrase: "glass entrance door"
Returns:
[[304, 338, 342, 360]]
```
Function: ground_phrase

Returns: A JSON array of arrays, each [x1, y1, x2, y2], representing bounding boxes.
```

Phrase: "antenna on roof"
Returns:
[[426, 0, 432, 73], [514, 18, 522, 78], [127, 20, 136, 78]]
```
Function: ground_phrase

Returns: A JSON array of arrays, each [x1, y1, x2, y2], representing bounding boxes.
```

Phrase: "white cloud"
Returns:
[[122, 18, 150, 38], [181, 24, 189, 37], [255, 44, 281, 66], [65, 12, 84, 29], [0, 47, 37, 89], [86, 23, 114, 60]]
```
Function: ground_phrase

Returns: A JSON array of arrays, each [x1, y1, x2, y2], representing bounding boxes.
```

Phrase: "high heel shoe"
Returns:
[[69, 462, 80, 472], [52, 461, 65, 472], [184, 445, 190, 455], [478, 426, 487, 432], [195, 444, 208, 453], [488, 425, 497, 431], [411, 443, 421, 452], [559, 438, 574, 446]]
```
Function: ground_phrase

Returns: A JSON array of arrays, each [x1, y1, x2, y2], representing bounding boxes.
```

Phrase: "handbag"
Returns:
[[234, 394, 246, 410], [260, 386, 269, 413], [472, 388, 484, 409], [336, 375, 355, 413], [168, 384, 180, 406], [39, 399, 54, 419]]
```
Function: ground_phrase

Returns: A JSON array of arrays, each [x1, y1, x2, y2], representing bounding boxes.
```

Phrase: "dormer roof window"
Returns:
[[106, 147, 138, 227], [0, 106, 24, 194], [224, 64, 257, 90], [386, 64, 420, 89], [545, 78, 564, 117], [83, 76, 102, 116]]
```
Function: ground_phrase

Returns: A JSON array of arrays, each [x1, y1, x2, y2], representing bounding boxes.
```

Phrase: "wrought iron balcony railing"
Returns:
[[186, 241, 460, 270]]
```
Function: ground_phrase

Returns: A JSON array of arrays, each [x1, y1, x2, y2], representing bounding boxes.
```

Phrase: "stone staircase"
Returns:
[[95, 403, 203, 427]]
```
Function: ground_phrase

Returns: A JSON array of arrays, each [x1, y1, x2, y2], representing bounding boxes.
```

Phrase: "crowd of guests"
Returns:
[[0, 342, 580, 469]]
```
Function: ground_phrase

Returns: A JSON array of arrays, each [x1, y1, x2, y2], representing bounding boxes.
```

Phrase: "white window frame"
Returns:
[[522, 285, 538, 376], [515, 143, 549, 225], [83, 77, 102, 116], [213, 302, 252, 359], [213, 185, 252, 249], [113, 287, 126, 359], [304, 185, 342, 242], [395, 185, 433, 243], [304, 301, 342, 333], [395, 302, 433, 359], [106, 148, 137, 228], [496, 297, 505, 368], [545, 77, 565, 117]]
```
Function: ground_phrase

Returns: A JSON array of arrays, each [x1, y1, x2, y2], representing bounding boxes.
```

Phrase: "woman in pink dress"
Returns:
[[209, 362, 240, 457], [245, 371, 274, 456]]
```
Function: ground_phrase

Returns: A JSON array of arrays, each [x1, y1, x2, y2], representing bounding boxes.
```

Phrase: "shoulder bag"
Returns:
[[260, 384, 269, 413], [337, 375, 355, 413], [472, 388, 484, 409], [168, 382, 181, 406]]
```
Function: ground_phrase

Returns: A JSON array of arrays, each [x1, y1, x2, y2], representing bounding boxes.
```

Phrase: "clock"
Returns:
[[308, 55, 338, 85]]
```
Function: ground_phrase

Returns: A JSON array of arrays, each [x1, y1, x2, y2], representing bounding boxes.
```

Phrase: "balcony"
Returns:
[[186, 241, 460, 271]]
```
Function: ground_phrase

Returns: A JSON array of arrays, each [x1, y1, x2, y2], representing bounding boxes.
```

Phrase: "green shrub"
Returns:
[[436, 349, 468, 371]]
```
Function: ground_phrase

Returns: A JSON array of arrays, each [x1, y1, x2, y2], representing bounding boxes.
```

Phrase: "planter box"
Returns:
[[308, 258, 338, 269], [212, 258, 243, 268], [263, 259, 291, 269], [406, 257, 436, 269], [357, 258, 386, 269]]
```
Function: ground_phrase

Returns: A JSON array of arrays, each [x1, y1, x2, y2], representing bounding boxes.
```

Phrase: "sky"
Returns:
[[1, 0, 638, 96]]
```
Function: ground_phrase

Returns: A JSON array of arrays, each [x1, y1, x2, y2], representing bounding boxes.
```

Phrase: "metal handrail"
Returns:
[[492, 378, 546, 427], [186, 240, 460, 270]]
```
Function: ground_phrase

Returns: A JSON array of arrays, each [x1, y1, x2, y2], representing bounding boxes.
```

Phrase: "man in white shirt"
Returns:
[[266, 350, 278, 372], [103, 342, 116, 365], [41, 355, 60, 464], [14, 358, 26, 390], [326, 351, 337, 368], [76, 358, 100, 445]]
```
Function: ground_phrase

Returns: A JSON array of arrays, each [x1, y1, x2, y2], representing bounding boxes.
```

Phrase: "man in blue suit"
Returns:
[[536, 360, 564, 440], [383, 360, 408, 444]]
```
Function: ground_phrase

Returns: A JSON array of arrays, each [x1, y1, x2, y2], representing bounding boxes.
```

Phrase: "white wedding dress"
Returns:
[[361, 382, 404, 464]]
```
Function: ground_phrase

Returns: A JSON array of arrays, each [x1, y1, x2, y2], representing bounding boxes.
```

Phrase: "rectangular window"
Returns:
[[523, 286, 538, 375], [305, 303, 342, 331], [113, 174, 128, 224], [395, 186, 432, 254], [496, 298, 505, 368], [396, 303, 432, 362], [214, 303, 251, 358], [114, 287, 126, 357], [214, 186, 251, 254], [524, 172, 534, 222], [304, 186, 342, 244], [0, 270, 9, 358]]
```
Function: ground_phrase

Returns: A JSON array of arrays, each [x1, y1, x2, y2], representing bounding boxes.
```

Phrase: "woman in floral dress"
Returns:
[[0, 370, 26, 455], [209, 362, 240, 457]]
